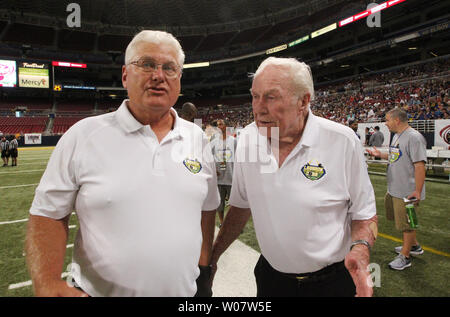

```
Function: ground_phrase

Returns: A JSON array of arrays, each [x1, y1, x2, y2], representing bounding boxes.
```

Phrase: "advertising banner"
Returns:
[[24, 133, 42, 145], [435, 119, 450, 150], [18, 62, 49, 88], [0, 60, 17, 87]]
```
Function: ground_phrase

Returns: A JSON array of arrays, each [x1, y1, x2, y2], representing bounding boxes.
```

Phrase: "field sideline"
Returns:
[[0, 147, 449, 297]]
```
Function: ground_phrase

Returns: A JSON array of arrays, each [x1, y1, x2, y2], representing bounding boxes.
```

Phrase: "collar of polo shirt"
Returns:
[[296, 109, 319, 148], [115, 99, 185, 139]]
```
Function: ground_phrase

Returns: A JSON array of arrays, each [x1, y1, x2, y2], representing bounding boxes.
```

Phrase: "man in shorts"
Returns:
[[9, 135, 19, 167], [367, 108, 426, 270], [1, 136, 9, 167]]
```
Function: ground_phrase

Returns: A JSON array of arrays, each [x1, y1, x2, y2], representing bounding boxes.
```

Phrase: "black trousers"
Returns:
[[254, 255, 356, 297]]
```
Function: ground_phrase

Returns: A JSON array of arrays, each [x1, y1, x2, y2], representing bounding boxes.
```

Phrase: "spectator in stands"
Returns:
[[367, 108, 426, 270], [180, 102, 198, 123], [434, 105, 443, 119], [210, 57, 377, 297], [210, 119, 237, 226], [1, 136, 9, 167], [25, 30, 219, 297], [417, 108, 426, 120], [9, 135, 18, 167]]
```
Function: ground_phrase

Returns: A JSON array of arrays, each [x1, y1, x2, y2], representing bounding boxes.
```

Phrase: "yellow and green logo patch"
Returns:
[[301, 161, 326, 181], [183, 158, 202, 174]]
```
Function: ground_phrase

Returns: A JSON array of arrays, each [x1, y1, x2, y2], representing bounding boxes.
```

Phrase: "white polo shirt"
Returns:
[[229, 111, 376, 274], [30, 100, 220, 297]]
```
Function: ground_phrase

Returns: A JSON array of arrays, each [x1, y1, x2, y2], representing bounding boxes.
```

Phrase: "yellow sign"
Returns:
[[266, 44, 288, 55], [311, 23, 337, 38]]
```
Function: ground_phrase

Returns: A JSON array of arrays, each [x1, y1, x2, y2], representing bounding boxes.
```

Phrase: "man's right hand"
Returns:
[[366, 146, 381, 158], [35, 280, 89, 297]]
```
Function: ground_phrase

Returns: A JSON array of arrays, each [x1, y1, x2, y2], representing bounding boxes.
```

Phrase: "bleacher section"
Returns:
[[0, 99, 52, 111], [52, 116, 86, 134], [55, 100, 95, 112], [0, 117, 48, 134]]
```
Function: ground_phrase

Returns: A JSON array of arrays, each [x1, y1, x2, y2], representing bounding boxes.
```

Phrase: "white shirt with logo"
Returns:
[[229, 111, 376, 274], [30, 100, 220, 296]]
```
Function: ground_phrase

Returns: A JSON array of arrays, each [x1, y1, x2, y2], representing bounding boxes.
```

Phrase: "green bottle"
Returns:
[[406, 204, 418, 229]]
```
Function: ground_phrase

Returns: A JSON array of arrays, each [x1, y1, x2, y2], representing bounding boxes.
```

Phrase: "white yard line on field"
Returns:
[[0, 218, 28, 225], [13, 158, 49, 161], [0, 183, 39, 190], [0, 169, 44, 174]]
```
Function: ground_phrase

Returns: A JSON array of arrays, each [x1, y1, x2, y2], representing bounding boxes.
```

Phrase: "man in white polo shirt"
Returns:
[[210, 57, 378, 297], [25, 30, 220, 297]]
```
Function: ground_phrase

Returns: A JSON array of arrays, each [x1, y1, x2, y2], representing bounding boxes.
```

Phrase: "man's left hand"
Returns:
[[345, 245, 373, 297], [407, 191, 421, 206]]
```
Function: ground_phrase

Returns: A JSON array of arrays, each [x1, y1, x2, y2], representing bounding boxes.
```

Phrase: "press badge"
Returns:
[[389, 146, 402, 163]]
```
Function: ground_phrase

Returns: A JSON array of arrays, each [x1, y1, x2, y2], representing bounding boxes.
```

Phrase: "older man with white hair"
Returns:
[[210, 57, 378, 297], [26, 30, 220, 297]]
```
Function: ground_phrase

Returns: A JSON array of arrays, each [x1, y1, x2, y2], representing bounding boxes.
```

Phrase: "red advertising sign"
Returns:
[[339, 0, 407, 27], [52, 61, 87, 68]]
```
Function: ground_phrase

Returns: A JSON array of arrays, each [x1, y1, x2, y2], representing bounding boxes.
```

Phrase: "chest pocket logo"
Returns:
[[389, 147, 402, 164], [301, 161, 326, 181], [183, 158, 202, 174]]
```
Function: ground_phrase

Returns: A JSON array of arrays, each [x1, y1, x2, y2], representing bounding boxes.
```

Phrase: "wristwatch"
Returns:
[[350, 239, 371, 251]]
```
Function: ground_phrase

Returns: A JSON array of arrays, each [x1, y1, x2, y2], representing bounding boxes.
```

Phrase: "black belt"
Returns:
[[263, 256, 346, 283]]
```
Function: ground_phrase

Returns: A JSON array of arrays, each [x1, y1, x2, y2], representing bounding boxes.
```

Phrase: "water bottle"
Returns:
[[405, 204, 418, 229]]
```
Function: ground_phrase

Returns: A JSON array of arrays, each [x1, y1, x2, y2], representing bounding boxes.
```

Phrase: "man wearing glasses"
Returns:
[[26, 30, 220, 297]]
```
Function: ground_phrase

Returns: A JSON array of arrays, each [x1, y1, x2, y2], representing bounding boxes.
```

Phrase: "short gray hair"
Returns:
[[252, 57, 315, 101], [125, 30, 185, 67], [387, 107, 408, 122]]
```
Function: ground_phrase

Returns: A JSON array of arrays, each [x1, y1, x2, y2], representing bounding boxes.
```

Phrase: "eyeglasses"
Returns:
[[129, 58, 181, 78]]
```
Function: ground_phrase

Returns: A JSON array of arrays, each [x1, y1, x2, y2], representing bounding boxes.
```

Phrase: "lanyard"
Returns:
[[391, 127, 409, 148]]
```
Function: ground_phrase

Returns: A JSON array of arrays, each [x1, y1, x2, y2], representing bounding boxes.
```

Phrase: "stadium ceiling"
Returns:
[[0, 0, 359, 35]]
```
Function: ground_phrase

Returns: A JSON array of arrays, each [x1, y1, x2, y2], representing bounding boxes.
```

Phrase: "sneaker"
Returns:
[[389, 254, 412, 270], [394, 244, 424, 255]]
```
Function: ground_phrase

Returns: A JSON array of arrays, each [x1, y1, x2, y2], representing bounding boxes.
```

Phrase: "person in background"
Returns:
[[1, 136, 10, 167], [210, 119, 237, 226], [369, 126, 384, 147], [9, 135, 19, 167], [367, 108, 426, 270], [180, 102, 198, 123]]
